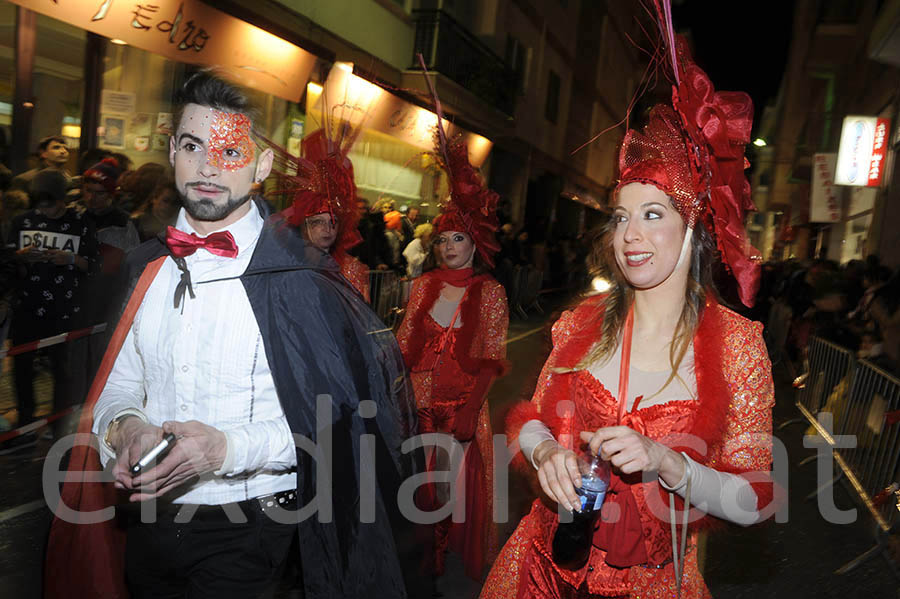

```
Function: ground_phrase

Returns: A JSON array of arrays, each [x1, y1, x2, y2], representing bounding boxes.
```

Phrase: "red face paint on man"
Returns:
[[169, 104, 272, 234], [207, 110, 255, 171]]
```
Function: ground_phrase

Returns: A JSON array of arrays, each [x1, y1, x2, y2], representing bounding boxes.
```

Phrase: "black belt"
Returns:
[[129, 489, 299, 524], [256, 489, 298, 514]]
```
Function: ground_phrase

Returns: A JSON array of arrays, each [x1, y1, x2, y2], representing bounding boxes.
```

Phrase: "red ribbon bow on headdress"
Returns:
[[617, 32, 761, 307], [672, 40, 761, 307]]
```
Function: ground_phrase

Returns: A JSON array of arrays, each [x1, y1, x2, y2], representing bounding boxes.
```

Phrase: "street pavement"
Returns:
[[1, 292, 898, 598]]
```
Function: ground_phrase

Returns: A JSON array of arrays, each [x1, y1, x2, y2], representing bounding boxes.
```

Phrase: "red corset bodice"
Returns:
[[410, 313, 475, 433], [570, 370, 699, 442]]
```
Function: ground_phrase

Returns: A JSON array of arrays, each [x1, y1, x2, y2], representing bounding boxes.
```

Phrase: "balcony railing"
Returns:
[[411, 9, 517, 116]]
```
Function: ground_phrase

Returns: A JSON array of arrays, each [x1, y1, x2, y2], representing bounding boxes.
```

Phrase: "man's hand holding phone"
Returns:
[[110, 418, 228, 502], [108, 417, 165, 492]]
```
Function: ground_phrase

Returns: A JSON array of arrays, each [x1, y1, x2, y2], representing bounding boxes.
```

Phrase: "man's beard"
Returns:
[[179, 182, 250, 222]]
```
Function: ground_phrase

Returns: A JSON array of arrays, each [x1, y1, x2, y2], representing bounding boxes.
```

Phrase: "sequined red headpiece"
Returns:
[[616, 11, 760, 307], [433, 139, 501, 268]]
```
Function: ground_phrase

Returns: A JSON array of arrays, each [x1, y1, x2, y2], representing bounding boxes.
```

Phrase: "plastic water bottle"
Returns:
[[552, 452, 610, 570]]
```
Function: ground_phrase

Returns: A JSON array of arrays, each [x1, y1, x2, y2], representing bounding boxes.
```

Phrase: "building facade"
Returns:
[[752, 0, 900, 267], [1, 0, 653, 229]]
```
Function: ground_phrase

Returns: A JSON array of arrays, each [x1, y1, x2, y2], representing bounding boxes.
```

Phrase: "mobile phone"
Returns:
[[131, 433, 177, 476]]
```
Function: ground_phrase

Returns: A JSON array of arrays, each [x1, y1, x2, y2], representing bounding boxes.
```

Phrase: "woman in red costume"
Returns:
[[395, 136, 509, 582], [280, 128, 370, 301], [480, 17, 778, 599]]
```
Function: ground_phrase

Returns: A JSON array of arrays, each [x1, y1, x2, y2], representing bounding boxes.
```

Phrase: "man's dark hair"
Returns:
[[174, 71, 255, 131], [38, 136, 67, 153], [79, 148, 113, 175]]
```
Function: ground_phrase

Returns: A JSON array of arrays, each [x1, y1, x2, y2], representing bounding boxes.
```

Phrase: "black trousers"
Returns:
[[12, 343, 70, 426], [125, 501, 296, 599]]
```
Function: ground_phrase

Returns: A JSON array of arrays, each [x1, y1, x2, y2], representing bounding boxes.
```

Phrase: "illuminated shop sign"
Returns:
[[835, 116, 891, 187], [8, 0, 315, 102], [810, 153, 841, 223], [309, 64, 493, 167]]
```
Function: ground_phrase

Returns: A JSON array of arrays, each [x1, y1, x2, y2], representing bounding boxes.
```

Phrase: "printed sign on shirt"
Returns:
[[19, 230, 81, 253]]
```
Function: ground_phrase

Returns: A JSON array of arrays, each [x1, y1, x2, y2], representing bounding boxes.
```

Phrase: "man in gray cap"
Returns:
[[2, 168, 98, 453]]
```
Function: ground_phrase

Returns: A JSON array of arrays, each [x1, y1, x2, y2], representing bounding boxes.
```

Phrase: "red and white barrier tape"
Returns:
[[0, 323, 107, 359], [0, 405, 81, 445]]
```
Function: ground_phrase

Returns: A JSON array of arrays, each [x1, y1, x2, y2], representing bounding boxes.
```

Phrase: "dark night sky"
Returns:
[[670, 0, 796, 133]]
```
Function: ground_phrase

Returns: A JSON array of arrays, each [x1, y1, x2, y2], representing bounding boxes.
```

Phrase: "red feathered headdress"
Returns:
[[616, 2, 761, 307], [432, 138, 501, 268], [416, 54, 501, 268], [268, 128, 362, 259]]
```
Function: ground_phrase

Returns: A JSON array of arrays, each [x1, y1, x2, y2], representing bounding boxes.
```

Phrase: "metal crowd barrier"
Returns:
[[796, 336, 856, 417], [0, 323, 108, 445], [795, 336, 900, 578], [837, 360, 900, 534], [368, 270, 406, 329]]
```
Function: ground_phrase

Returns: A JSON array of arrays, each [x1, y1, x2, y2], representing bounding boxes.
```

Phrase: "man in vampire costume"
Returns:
[[44, 71, 421, 599]]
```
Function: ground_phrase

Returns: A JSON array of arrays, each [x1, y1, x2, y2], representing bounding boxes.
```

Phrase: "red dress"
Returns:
[[337, 254, 370, 302], [481, 294, 777, 599], [396, 270, 509, 580]]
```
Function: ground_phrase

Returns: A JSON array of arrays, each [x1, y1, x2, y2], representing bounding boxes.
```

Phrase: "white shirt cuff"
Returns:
[[519, 419, 557, 469], [213, 432, 235, 476], [659, 451, 691, 492]]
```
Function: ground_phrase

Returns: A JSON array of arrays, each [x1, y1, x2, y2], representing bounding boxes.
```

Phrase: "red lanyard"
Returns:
[[617, 304, 635, 424]]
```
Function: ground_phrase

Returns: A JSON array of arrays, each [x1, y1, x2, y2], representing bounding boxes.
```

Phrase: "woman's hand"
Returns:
[[533, 439, 582, 512], [579, 427, 685, 487]]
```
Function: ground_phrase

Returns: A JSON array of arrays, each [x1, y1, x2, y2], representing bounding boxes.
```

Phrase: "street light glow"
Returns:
[[592, 277, 612, 293], [753, 138, 767, 147]]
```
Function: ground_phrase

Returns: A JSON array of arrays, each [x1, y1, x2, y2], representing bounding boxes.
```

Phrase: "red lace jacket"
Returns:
[[485, 293, 776, 598]]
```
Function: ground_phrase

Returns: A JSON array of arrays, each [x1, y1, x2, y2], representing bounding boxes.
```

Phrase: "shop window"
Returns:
[[99, 41, 182, 168], [347, 128, 446, 221], [98, 47, 291, 173], [12, 12, 85, 172], [545, 70, 560, 124]]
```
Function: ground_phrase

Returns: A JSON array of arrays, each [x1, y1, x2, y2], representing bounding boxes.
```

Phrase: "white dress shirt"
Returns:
[[93, 202, 297, 505]]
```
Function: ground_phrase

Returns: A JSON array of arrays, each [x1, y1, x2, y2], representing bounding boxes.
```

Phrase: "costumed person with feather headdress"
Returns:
[[280, 128, 370, 301], [394, 130, 509, 582], [479, 4, 779, 598]]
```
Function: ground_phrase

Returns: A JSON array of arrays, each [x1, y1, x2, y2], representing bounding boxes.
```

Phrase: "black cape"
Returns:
[[110, 199, 424, 598]]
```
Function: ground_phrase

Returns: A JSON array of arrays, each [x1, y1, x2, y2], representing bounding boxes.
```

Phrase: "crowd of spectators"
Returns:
[[0, 137, 176, 448], [753, 255, 900, 377], [0, 136, 591, 446]]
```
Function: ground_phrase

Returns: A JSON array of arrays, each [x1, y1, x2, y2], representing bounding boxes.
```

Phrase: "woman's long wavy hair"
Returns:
[[576, 199, 718, 392]]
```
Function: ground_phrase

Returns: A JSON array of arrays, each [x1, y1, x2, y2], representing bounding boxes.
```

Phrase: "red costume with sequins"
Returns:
[[480, 294, 775, 598], [337, 254, 370, 302], [270, 128, 369, 301], [396, 269, 509, 579]]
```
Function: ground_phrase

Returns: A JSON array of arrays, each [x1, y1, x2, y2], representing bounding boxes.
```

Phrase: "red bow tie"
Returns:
[[165, 226, 239, 259]]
